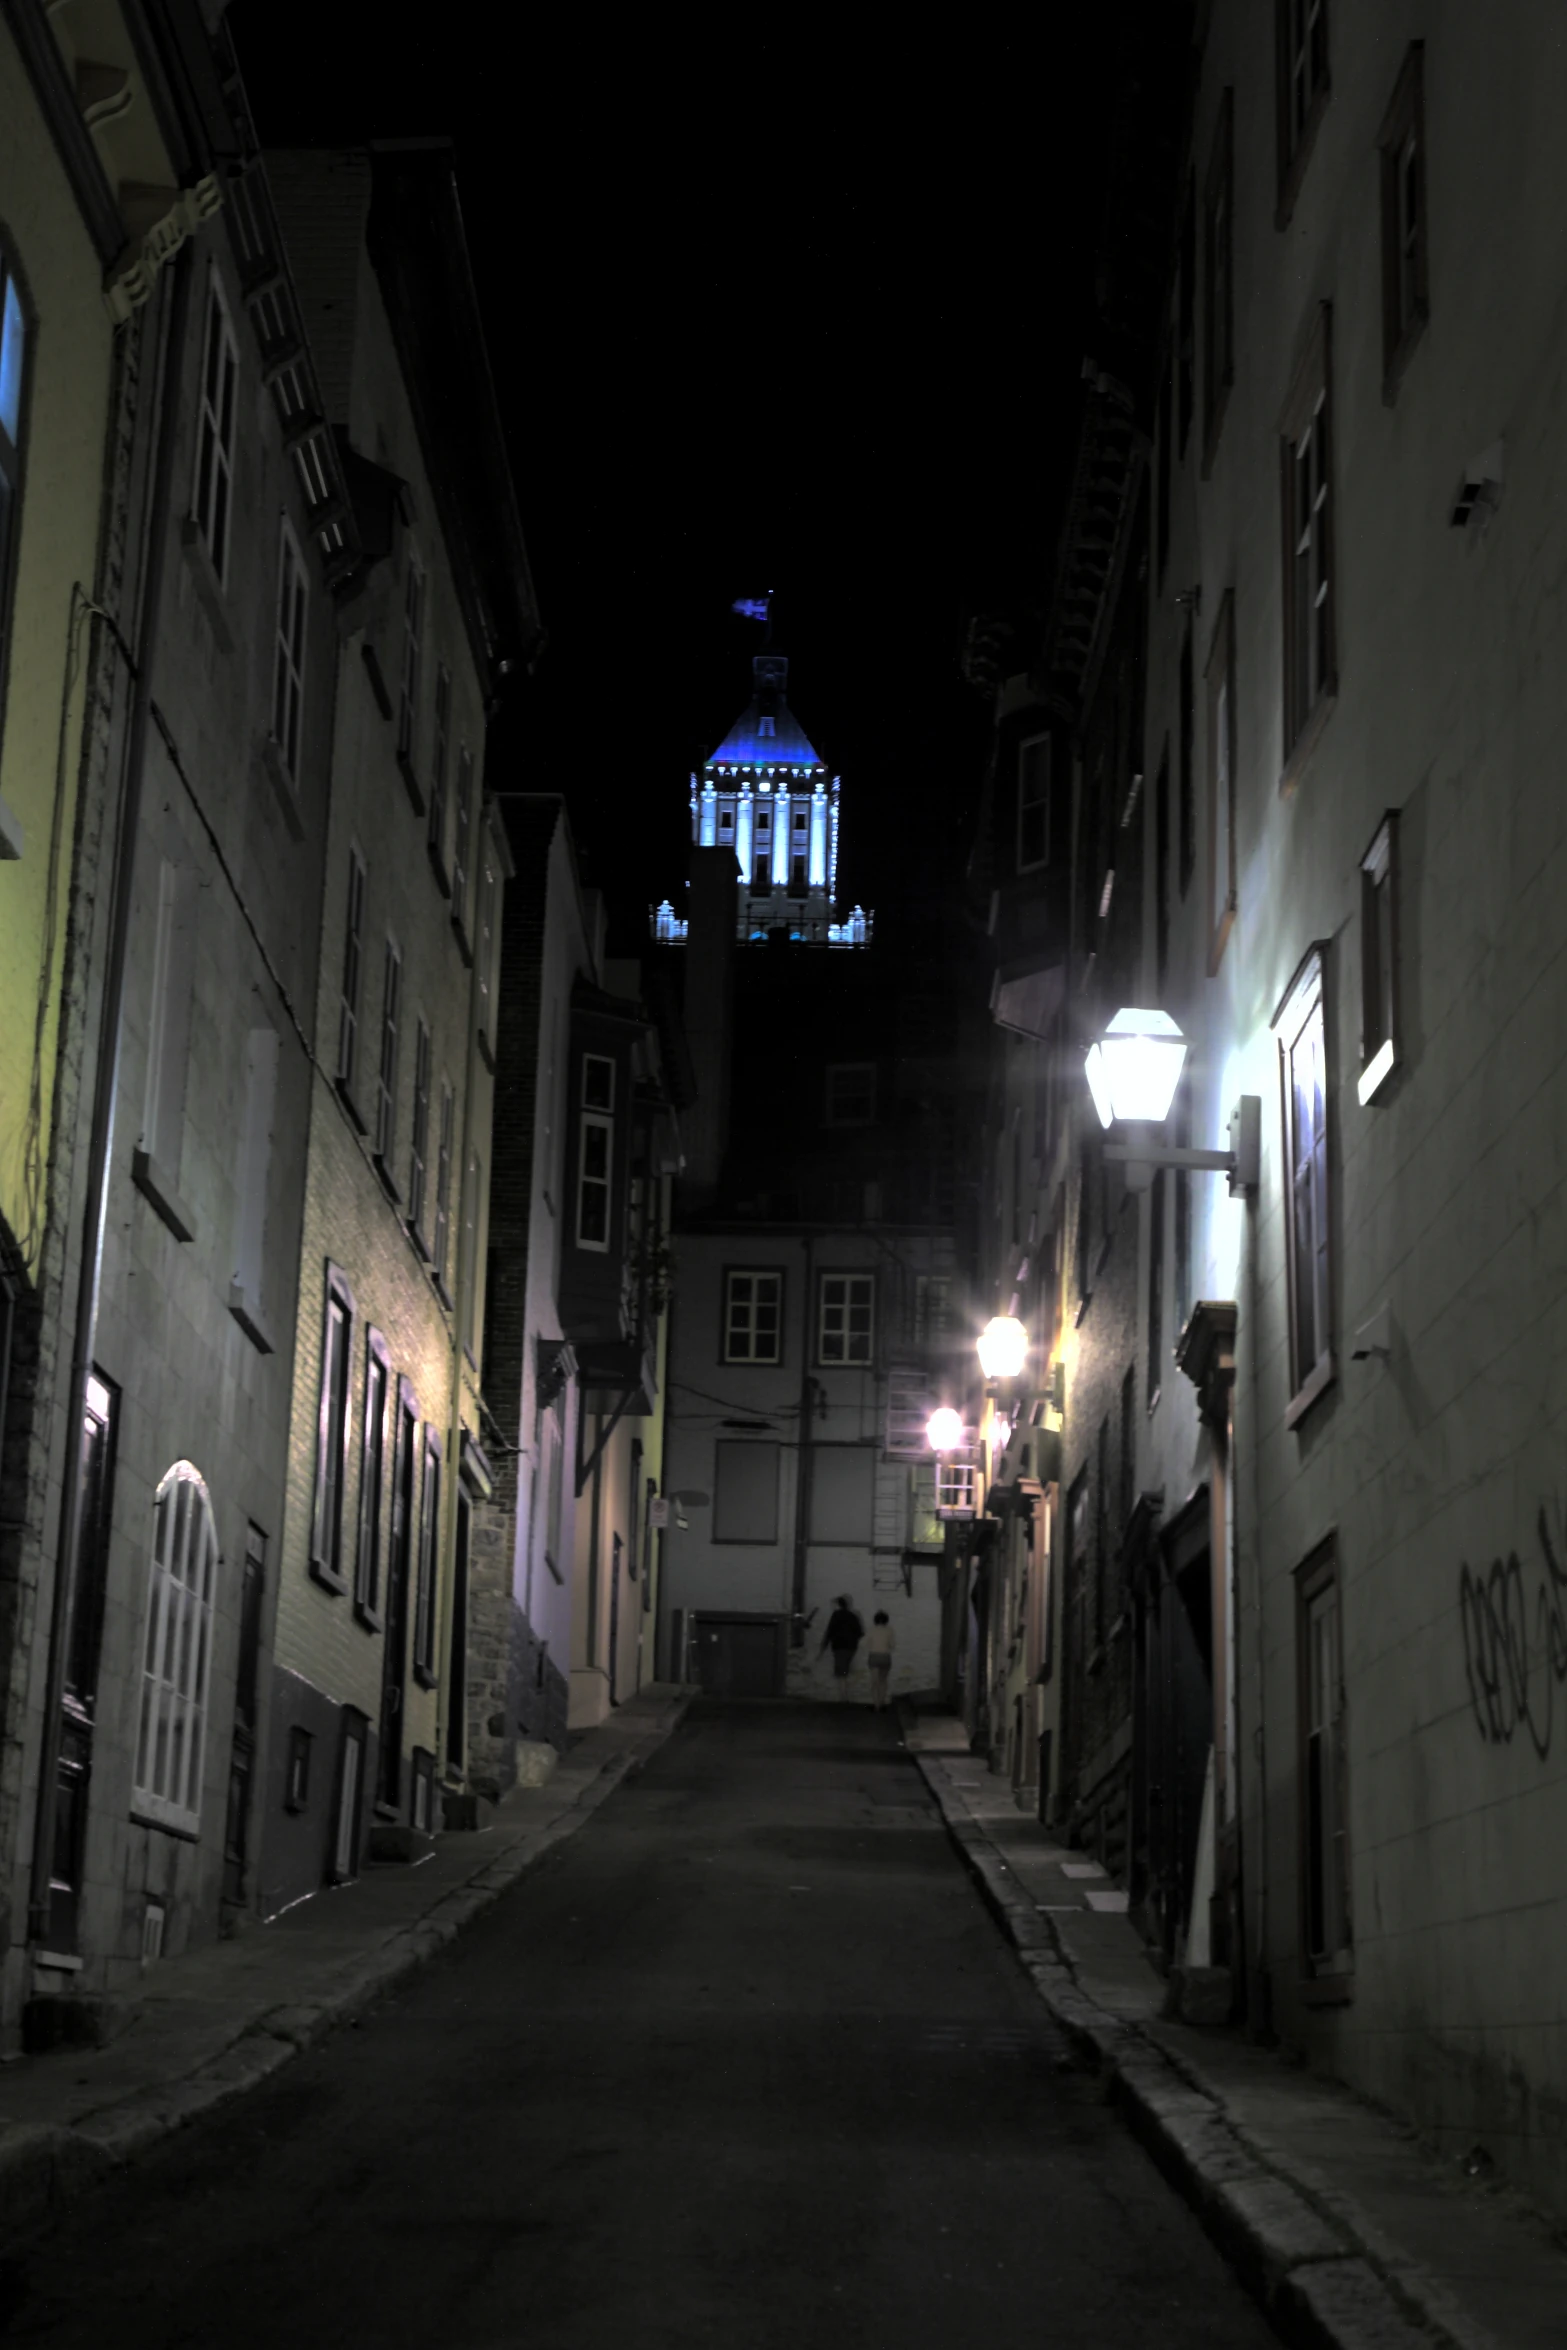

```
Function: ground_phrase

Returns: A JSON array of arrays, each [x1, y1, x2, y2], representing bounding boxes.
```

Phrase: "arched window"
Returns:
[[0, 239, 28, 753], [132, 1464, 218, 1835]]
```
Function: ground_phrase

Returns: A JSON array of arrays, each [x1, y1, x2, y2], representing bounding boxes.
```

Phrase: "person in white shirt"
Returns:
[[866, 1610, 895, 1710]]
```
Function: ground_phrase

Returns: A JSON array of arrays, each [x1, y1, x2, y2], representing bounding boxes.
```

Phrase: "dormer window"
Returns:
[[758, 714, 775, 737]]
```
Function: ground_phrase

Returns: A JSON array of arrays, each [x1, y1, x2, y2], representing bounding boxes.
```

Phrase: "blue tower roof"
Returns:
[[706, 652, 824, 770]]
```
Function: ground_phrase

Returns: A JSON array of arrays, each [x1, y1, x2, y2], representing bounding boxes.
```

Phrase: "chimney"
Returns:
[[680, 845, 738, 1206]]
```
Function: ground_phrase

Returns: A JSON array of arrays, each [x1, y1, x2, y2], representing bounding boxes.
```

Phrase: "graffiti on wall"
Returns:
[[1459, 1505, 1567, 1757]]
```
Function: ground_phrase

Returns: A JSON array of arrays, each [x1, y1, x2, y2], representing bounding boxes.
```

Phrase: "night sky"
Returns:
[[235, 14, 1122, 950]]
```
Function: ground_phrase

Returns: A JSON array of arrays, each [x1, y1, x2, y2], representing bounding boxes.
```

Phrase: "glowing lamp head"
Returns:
[[976, 1316, 1029, 1382], [926, 1406, 964, 1453], [1084, 1008, 1188, 1129]]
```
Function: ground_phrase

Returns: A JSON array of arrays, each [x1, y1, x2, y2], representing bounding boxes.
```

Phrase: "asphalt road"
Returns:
[[2, 1703, 1280, 2348]]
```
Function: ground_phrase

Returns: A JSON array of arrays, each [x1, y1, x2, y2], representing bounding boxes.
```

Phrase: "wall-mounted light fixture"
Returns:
[[1084, 1008, 1260, 1197], [976, 1315, 1029, 1382]]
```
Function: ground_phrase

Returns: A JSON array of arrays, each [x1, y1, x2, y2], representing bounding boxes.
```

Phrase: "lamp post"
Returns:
[[1084, 1008, 1259, 1196]]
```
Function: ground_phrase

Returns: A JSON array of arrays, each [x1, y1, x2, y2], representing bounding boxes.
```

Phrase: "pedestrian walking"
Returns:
[[819, 1594, 864, 1699], [866, 1610, 895, 1709]]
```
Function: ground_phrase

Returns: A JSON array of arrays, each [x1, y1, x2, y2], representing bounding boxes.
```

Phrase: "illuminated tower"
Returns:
[[652, 648, 871, 947]]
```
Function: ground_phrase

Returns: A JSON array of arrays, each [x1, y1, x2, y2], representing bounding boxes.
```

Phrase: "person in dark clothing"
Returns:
[[819, 1595, 864, 1699]]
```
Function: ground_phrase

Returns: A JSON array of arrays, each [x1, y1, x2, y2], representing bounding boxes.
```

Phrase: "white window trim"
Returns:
[[355, 1329, 390, 1626], [311, 1261, 356, 1586], [818, 1271, 876, 1367], [132, 1462, 219, 1835], [433, 1079, 454, 1285], [193, 273, 238, 589], [337, 847, 366, 1097], [271, 518, 308, 781], [374, 935, 401, 1165], [408, 1015, 431, 1240], [723, 1269, 784, 1365], [1274, 945, 1335, 1423], [413, 1423, 442, 1686], [577, 1054, 615, 1253]]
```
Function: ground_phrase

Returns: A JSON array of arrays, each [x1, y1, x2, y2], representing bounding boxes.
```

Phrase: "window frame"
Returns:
[[1357, 813, 1400, 1104], [1279, 304, 1336, 785], [433, 1077, 455, 1291], [722, 1268, 785, 1366], [576, 1053, 615, 1253], [1202, 88, 1235, 472], [310, 1260, 355, 1591], [1275, 0, 1330, 227], [0, 238, 31, 756], [192, 271, 239, 590], [336, 846, 366, 1110], [451, 745, 474, 940], [1378, 43, 1428, 401], [373, 933, 401, 1173], [354, 1328, 390, 1628], [816, 1270, 875, 1369], [271, 517, 308, 783], [131, 1462, 219, 1837], [475, 831, 499, 1057], [408, 1014, 431, 1246], [823, 1063, 876, 1129], [1274, 944, 1336, 1425], [712, 1438, 782, 1545], [1017, 732, 1051, 872], [412, 1423, 442, 1687], [1296, 1536, 1353, 1991], [428, 663, 452, 880], [1206, 589, 1237, 973]]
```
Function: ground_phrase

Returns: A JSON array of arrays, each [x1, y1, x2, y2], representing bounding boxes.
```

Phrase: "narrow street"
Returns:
[[1, 1704, 1278, 2348]]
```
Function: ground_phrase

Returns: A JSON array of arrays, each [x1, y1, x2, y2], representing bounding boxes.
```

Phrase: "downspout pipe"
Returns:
[[28, 247, 193, 1949]]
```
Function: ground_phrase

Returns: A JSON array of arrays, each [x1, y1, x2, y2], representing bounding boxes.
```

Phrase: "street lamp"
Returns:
[[1084, 1009, 1259, 1196], [926, 1405, 964, 1453], [976, 1315, 1029, 1382]]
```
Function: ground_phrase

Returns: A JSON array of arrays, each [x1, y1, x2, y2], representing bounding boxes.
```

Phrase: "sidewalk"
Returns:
[[0, 1685, 691, 2248], [904, 1708, 1567, 2350]]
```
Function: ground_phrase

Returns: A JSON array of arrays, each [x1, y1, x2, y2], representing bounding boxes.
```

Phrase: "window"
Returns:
[[311, 1262, 355, 1588], [811, 1445, 876, 1543], [723, 1270, 783, 1365], [824, 1064, 875, 1127], [374, 937, 401, 1169], [433, 1079, 455, 1287], [476, 836, 498, 1053], [132, 1463, 218, 1835], [337, 849, 366, 1104], [330, 1711, 367, 1882], [1358, 814, 1400, 1104], [271, 522, 307, 781], [1206, 591, 1236, 972], [0, 242, 29, 744], [1154, 741, 1170, 993], [1280, 305, 1336, 774], [408, 1017, 431, 1242], [461, 1151, 481, 1358], [193, 276, 238, 586], [144, 854, 197, 1181], [452, 747, 473, 934], [818, 1272, 874, 1366], [577, 1053, 614, 1250], [428, 665, 451, 873], [1378, 44, 1427, 397], [1276, 0, 1329, 217], [285, 1725, 312, 1813], [1178, 619, 1195, 896], [356, 1331, 389, 1624], [397, 553, 423, 768], [1147, 1167, 1166, 1409], [539, 1410, 565, 1583], [1203, 90, 1235, 467], [1275, 946, 1334, 1421], [713, 1440, 780, 1543], [1297, 1540, 1351, 1978], [412, 1425, 441, 1685], [233, 1025, 278, 1325], [913, 1272, 950, 1353], [1017, 734, 1050, 871]]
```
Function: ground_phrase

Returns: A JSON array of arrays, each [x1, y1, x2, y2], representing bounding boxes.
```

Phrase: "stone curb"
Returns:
[[910, 1747, 1483, 2350], [0, 1697, 691, 2249]]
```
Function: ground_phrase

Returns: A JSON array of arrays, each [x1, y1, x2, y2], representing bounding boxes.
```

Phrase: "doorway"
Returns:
[[693, 1613, 784, 1698]]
